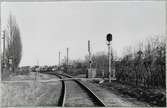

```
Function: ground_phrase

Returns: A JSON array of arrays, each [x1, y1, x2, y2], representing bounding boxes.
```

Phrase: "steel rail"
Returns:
[[46, 73, 66, 107], [45, 72, 106, 107], [56, 72, 106, 107]]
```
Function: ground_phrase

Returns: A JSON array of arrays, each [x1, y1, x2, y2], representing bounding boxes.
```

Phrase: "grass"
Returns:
[[1, 72, 62, 107], [98, 80, 166, 107]]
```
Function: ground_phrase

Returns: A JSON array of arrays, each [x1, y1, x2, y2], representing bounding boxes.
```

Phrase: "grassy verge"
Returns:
[[1, 72, 62, 107], [95, 80, 166, 107]]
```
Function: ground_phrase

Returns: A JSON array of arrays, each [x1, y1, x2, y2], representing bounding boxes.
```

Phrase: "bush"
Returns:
[[115, 36, 166, 88]]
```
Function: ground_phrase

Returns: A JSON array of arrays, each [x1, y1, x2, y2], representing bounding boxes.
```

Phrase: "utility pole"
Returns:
[[35, 59, 39, 80], [59, 51, 61, 66], [67, 48, 68, 66], [111, 46, 116, 79], [88, 40, 92, 71], [66, 48, 69, 73]]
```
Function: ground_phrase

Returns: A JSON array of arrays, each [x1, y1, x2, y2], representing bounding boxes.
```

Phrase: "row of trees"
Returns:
[[1, 14, 22, 79], [66, 36, 165, 88], [115, 36, 166, 88]]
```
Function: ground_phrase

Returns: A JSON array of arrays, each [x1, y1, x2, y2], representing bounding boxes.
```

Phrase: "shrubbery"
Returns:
[[115, 36, 166, 88]]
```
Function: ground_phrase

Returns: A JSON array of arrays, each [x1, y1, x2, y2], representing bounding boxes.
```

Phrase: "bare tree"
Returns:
[[115, 35, 166, 88]]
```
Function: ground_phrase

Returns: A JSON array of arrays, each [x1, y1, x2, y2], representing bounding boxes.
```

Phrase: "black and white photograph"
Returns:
[[0, 1, 166, 107]]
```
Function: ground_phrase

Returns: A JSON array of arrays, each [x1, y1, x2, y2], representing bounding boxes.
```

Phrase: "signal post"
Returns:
[[106, 33, 116, 82]]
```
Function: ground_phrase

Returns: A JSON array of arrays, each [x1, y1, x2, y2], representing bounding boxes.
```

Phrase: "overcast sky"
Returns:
[[1, 1, 166, 66]]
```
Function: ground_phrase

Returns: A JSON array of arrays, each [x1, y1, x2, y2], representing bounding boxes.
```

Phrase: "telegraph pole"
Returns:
[[35, 59, 39, 80], [111, 44, 116, 80], [67, 48, 68, 66], [66, 48, 69, 73], [88, 40, 92, 71], [59, 51, 61, 66]]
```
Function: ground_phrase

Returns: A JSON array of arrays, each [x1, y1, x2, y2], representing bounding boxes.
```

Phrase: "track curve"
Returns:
[[46, 72, 106, 107]]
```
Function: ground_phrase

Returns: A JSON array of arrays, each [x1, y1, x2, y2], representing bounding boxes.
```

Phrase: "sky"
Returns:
[[1, 1, 166, 66]]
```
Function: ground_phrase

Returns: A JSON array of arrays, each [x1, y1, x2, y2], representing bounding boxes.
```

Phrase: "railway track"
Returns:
[[54, 74, 66, 107], [46, 72, 106, 107]]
